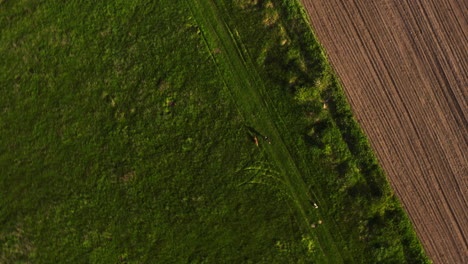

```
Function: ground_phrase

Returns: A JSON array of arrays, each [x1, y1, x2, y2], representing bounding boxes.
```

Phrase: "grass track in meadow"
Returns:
[[187, 0, 345, 262]]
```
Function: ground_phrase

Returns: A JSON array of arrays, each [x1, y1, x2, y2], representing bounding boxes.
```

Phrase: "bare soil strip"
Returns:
[[301, 0, 467, 263]]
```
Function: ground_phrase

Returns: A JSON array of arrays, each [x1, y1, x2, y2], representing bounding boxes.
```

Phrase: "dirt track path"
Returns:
[[301, 0, 467, 263]]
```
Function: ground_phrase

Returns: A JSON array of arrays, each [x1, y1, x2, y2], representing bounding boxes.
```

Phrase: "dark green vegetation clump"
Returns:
[[0, 0, 430, 263]]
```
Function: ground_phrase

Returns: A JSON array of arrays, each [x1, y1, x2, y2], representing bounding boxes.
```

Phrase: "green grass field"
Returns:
[[1, 0, 430, 263]]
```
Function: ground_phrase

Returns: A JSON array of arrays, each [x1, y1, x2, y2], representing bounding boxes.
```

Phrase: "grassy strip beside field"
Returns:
[[187, 0, 346, 262], [0, 0, 430, 263]]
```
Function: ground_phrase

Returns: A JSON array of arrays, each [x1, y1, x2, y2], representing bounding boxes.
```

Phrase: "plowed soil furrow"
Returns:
[[301, 0, 467, 263]]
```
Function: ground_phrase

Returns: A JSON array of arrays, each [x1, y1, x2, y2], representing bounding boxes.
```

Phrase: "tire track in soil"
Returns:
[[301, 0, 467, 263]]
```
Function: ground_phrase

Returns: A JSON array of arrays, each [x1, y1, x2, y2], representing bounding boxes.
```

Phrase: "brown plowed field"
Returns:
[[301, 0, 467, 263]]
